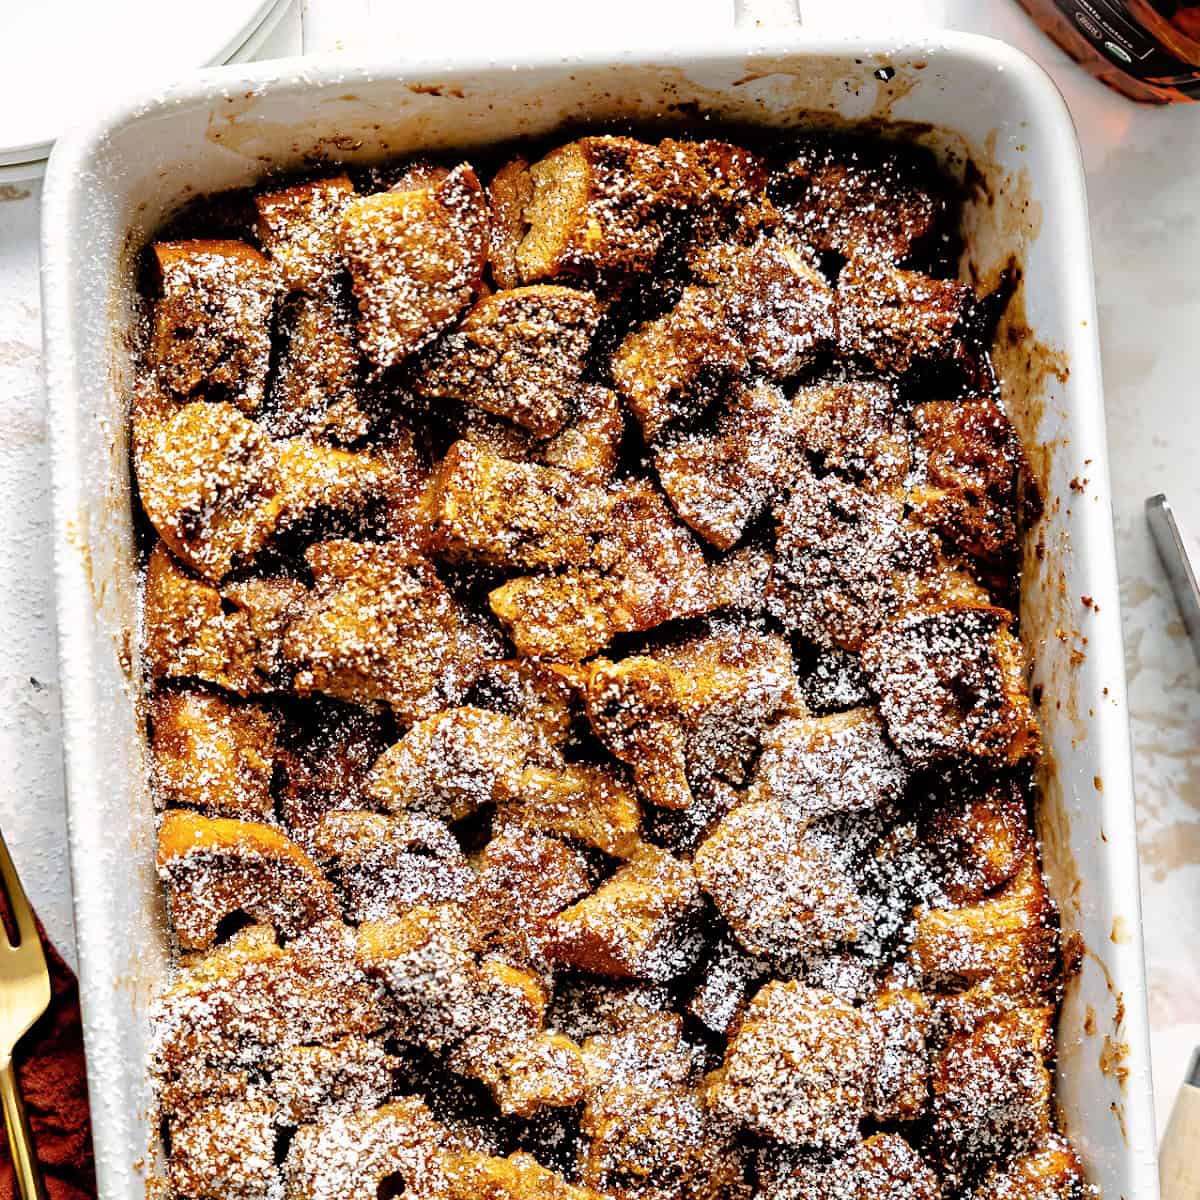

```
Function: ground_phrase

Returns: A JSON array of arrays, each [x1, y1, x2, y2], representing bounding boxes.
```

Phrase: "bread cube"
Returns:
[[503, 763, 644, 859], [467, 658, 581, 753], [413, 286, 602, 437], [283, 540, 500, 724], [610, 285, 742, 441], [865, 989, 930, 1122], [472, 828, 591, 970], [695, 799, 866, 960], [811, 1134, 941, 1200], [909, 398, 1025, 567], [973, 1136, 1083, 1200], [157, 810, 337, 951], [925, 776, 1032, 903], [654, 381, 798, 550], [144, 544, 307, 695], [538, 385, 623, 482], [285, 1097, 451, 1200], [514, 136, 667, 285], [275, 699, 393, 831], [478, 1031, 588, 1119], [489, 482, 712, 660], [547, 847, 704, 982], [580, 1010, 705, 1099], [836, 257, 973, 375], [311, 810, 472, 921], [774, 138, 947, 262], [254, 174, 356, 293], [443, 1149, 600, 1200], [420, 440, 612, 569], [154, 921, 384, 1073], [268, 290, 372, 442], [488, 156, 533, 290], [151, 690, 279, 820], [689, 235, 835, 377], [688, 936, 768, 1037], [585, 619, 799, 810], [168, 1095, 279, 1200], [861, 604, 1040, 767], [151, 239, 280, 411], [909, 858, 1060, 999], [134, 399, 282, 582], [791, 379, 909, 492], [710, 981, 873, 1149], [929, 1007, 1055, 1182], [271, 1035, 397, 1124], [338, 163, 489, 368], [750, 707, 907, 824], [767, 470, 918, 652], [579, 1084, 745, 1200]]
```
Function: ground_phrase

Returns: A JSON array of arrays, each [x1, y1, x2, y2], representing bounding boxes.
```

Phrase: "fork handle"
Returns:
[[0, 1059, 46, 1200]]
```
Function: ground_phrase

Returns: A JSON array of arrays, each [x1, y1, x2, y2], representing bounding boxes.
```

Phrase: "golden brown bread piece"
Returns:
[[924, 775, 1033, 903], [585, 619, 800, 811], [694, 799, 866, 960], [413, 285, 602, 437], [929, 1006, 1055, 1186], [836, 256, 974, 375], [338, 163, 489, 369], [168, 1095, 279, 1200], [157, 810, 337, 950], [443, 1149, 601, 1200], [687, 935, 768, 1038], [971, 1137, 1083, 1200], [547, 847, 704, 982], [254, 174, 356, 294], [310, 809, 473, 921], [749, 707, 908, 824], [790, 379, 909, 493], [284, 1096, 451, 1200], [864, 989, 931, 1123], [774, 138, 947, 262], [909, 857, 1060, 999], [488, 156, 534, 290], [466, 658, 581, 752], [133, 398, 282, 582], [909, 398, 1025, 567], [268, 290, 372, 442], [610, 285, 743, 442], [143, 542, 308, 694], [153, 920, 385, 1078], [653, 381, 798, 551], [489, 482, 713, 660], [283, 540, 501, 723], [420, 440, 613, 569], [501, 763, 645, 859], [471, 828, 591, 971], [537, 384, 623, 482], [709, 981, 874, 1149], [151, 239, 280, 411], [764, 1134, 941, 1200], [513, 136, 668, 285], [688, 235, 835, 377], [364, 705, 537, 822], [270, 1035, 398, 1125], [151, 690, 279, 820], [766, 469, 925, 652], [862, 603, 1040, 768]]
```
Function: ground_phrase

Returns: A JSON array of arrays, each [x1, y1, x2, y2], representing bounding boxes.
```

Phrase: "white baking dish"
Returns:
[[39, 27, 1158, 1200]]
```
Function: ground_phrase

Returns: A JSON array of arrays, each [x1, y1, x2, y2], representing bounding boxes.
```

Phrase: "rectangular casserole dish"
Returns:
[[39, 27, 1158, 1200]]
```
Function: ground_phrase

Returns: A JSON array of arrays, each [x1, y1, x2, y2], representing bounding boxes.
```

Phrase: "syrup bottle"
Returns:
[[1017, 0, 1200, 101]]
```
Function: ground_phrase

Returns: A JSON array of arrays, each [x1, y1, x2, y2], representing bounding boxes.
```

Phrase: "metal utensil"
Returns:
[[1146, 494, 1200, 664], [0, 830, 50, 1200]]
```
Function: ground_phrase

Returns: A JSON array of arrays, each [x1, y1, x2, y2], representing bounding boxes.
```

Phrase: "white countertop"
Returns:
[[0, 0, 1197, 1145]]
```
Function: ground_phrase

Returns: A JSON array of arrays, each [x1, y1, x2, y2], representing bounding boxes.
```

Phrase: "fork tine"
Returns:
[[0, 832, 39, 951]]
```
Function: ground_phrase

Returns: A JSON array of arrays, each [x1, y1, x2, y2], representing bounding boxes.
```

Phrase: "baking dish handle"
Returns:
[[733, 0, 802, 27]]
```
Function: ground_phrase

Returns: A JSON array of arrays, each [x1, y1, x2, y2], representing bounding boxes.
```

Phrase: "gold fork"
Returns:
[[0, 832, 49, 1200]]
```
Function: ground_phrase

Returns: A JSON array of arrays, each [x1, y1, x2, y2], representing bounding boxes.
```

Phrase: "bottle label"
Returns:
[[1046, 0, 1200, 94]]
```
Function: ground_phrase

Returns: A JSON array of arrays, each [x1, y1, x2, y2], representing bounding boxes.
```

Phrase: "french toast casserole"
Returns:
[[135, 130, 1079, 1200]]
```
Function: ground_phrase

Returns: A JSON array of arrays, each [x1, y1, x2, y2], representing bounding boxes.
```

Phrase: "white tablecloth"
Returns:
[[0, 0, 1197, 1140]]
